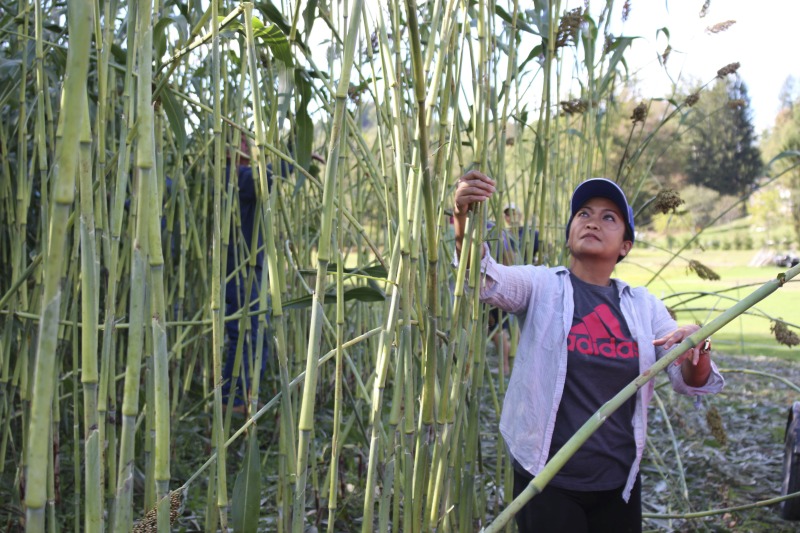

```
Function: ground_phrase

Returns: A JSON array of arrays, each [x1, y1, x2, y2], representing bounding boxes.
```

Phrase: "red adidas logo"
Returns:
[[567, 304, 639, 359]]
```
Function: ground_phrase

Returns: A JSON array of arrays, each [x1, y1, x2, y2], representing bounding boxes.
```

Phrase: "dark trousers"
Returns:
[[512, 468, 642, 533], [223, 270, 268, 407]]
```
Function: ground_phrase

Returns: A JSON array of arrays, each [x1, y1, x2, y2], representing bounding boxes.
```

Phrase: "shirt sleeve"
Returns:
[[651, 295, 725, 396], [453, 243, 535, 314]]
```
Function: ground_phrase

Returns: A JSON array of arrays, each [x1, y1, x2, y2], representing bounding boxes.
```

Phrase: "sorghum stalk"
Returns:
[[242, 5, 296, 526], [25, 0, 91, 529], [143, 66, 172, 533], [77, 91, 102, 533], [326, 126, 347, 533], [208, 0, 230, 528], [101, 2, 136, 522], [293, 1, 363, 531], [112, 0, 153, 527]]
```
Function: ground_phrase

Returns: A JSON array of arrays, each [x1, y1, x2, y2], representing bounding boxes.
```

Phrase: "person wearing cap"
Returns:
[[453, 170, 724, 532]]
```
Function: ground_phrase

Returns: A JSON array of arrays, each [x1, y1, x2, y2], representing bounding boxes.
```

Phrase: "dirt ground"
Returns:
[[643, 352, 800, 532]]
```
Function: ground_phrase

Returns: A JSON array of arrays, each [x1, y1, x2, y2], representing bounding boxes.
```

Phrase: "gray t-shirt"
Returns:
[[547, 273, 640, 491]]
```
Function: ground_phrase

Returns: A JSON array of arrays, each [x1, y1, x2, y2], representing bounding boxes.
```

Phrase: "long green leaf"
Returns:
[[158, 83, 187, 153], [256, 1, 291, 36], [283, 286, 386, 310], [231, 432, 262, 532], [256, 24, 293, 66]]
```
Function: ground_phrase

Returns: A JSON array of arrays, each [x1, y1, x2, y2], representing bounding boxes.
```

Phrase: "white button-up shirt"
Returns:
[[468, 250, 725, 501]]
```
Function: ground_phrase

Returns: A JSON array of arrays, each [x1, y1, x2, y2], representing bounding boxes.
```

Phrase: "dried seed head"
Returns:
[[700, 0, 711, 18], [771, 320, 800, 347], [705, 406, 728, 447], [347, 83, 362, 104], [687, 259, 720, 281], [685, 92, 701, 107], [653, 188, 685, 214], [132, 490, 186, 532], [631, 102, 647, 124], [706, 20, 736, 34], [560, 99, 587, 115], [505, 136, 515, 146], [604, 34, 615, 54], [622, 0, 632, 22], [716, 62, 740, 79], [661, 45, 672, 65], [727, 99, 745, 109], [556, 8, 583, 49]]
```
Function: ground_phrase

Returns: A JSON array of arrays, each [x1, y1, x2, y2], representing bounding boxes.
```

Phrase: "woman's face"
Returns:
[[567, 197, 632, 263]]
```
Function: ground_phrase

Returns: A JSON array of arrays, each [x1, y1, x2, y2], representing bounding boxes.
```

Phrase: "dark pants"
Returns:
[[513, 468, 642, 533], [223, 269, 268, 407]]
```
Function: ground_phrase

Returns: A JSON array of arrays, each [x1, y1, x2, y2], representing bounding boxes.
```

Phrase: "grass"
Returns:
[[614, 248, 800, 360]]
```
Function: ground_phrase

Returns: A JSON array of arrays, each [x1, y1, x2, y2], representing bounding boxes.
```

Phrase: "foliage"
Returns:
[[0, 1, 797, 531], [761, 90, 800, 247], [685, 79, 763, 196]]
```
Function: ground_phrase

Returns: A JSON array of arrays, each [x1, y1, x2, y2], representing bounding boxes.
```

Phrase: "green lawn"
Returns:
[[613, 249, 800, 360]]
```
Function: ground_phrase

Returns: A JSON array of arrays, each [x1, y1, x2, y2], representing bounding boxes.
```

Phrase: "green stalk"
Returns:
[[293, 2, 363, 531], [327, 122, 347, 532], [242, 6, 297, 525], [209, 0, 229, 527], [24, 0, 91, 529], [141, 50, 172, 533], [112, 0, 153, 527], [77, 91, 101, 533]]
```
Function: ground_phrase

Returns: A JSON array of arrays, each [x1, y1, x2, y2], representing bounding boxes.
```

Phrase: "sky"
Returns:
[[612, 0, 800, 134], [298, 1, 800, 137]]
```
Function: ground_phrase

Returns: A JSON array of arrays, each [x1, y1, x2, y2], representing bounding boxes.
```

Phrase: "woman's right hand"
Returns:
[[454, 170, 496, 217]]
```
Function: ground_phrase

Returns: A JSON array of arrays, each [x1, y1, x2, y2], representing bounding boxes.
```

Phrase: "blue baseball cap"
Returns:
[[566, 178, 635, 243]]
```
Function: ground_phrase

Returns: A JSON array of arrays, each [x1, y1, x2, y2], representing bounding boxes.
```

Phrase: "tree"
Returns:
[[779, 75, 796, 111], [762, 96, 800, 247], [685, 79, 763, 196]]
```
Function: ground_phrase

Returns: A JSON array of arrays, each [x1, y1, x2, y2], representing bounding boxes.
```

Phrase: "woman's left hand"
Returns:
[[653, 324, 709, 366]]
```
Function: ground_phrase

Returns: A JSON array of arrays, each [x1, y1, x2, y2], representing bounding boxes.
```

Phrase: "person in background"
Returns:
[[503, 202, 540, 261], [223, 138, 270, 413], [453, 171, 724, 533]]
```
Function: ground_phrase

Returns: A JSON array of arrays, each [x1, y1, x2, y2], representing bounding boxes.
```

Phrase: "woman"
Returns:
[[453, 171, 724, 533]]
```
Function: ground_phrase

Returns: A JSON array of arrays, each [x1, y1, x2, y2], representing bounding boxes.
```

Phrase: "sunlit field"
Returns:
[[616, 248, 800, 359]]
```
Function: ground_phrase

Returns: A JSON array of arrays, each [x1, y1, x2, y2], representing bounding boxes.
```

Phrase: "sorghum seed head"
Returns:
[[653, 189, 685, 214], [556, 8, 583, 49], [604, 34, 615, 54], [771, 320, 800, 347], [687, 259, 720, 281], [631, 102, 647, 123], [560, 99, 587, 115], [685, 92, 701, 107], [700, 0, 711, 18], [622, 0, 632, 22], [132, 490, 186, 532], [661, 45, 672, 65], [706, 406, 728, 447], [706, 20, 736, 34], [717, 62, 740, 78]]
